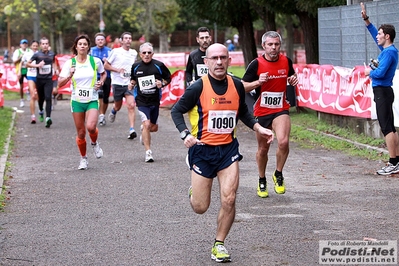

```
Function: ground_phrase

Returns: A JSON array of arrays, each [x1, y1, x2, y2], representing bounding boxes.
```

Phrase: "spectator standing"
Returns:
[[226, 40, 235, 52], [361, 3, 399, 175], [233, 34, 239, 49]]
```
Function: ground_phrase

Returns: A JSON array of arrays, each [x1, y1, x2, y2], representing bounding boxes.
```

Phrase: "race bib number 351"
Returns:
[[208, 110, 236, 134], [73, 86, 95, 103]]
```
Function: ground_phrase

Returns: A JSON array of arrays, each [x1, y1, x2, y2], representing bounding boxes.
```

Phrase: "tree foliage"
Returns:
[[176, 0, 258, 67], [248, 0, 346, 63]]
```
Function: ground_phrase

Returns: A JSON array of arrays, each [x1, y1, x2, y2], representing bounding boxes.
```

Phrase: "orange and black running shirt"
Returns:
[[188, 75, 239, 145], [171, 74, 257, 146]]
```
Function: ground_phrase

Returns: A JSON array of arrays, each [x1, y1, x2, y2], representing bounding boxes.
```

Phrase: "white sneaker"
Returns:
[[145, 150, 154, 163], [78, 157, 88, 170], [98, 114, 106, 126], [92, 142, 103, 159], [376, 162, 399, 175], [108, 112, 116, 123], [19, 99, 24, 108]]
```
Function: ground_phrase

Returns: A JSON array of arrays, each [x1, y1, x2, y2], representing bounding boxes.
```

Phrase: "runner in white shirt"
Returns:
[[58, 34, 107, 170], [22, 40, 39, 123], [104, 32, 138, 140]]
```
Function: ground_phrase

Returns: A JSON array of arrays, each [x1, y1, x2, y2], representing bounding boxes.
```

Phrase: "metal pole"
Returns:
[[7, 16, 11, 52], [100, 0, 103, 33], [214, 22, 217, 43]]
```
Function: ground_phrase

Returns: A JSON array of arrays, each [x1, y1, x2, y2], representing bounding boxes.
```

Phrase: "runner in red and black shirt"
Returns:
[[242, 31, 298, 198]]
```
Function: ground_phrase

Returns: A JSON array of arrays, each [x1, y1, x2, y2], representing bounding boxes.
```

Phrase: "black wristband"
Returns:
[[363, 16, 369, 21]]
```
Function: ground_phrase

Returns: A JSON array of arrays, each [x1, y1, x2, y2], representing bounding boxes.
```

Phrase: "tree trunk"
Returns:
[[297, 11, 318, 64], [285, 15, 294, 60], [159, 32, 169, 53], [250, 4, 276, 31], [238, 20, 257, 69], [264, 10, 276, 31], [33, 0, 41, 41], [232, 10, 256, 69], [57, 32, 64, 55]]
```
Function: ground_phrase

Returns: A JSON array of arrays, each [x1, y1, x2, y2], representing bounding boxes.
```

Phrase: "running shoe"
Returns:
[[31, 115, 36, 124], [128, 129, 137, 140], [45, 117, 52, 128], [257, 179, 268, 198], [91, 142, 103, 159], [78, 157, 88, 170], [98, 114, 106, 126], [19, 99, 24, 108], [108, 112, 116, 123], [39, 112, 44, 122], [272, 172, 285, 194], [145, 150, 154, 163], [376, 162, 399, 175], [211, 242, 231, 263]]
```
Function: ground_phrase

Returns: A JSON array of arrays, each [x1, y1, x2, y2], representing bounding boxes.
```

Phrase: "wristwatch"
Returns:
[[180, 129, 191, 140]]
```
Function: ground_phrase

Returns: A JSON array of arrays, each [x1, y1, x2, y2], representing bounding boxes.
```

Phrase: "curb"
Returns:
[[0, 107, 17, 189], [306, 128, 388, 155]]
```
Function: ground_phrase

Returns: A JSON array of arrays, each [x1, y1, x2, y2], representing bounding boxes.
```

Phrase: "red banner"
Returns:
[[0, 71, 3, 107], [294, 64, 373, 118], [160, 70, 185, 108], [1, 56, 379, 119]]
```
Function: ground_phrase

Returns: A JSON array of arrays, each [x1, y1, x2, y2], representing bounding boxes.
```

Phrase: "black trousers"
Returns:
[[36, 78, 53, 118]]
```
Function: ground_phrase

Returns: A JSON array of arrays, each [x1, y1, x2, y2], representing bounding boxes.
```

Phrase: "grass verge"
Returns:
[[290, 108, 386, 161], [0, 105, 14, 158], [170, 65, 385, 161], [0, 90, 17, 211]]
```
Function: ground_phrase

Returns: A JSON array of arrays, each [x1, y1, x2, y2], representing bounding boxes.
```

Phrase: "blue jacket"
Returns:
[[367, 23, 398, 87]]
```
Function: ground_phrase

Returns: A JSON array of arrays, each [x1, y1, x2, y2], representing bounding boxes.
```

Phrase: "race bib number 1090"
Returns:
[[207, 110, 236, 134]]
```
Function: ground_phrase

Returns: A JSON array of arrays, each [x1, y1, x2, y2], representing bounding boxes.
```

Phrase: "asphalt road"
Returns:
[[0, 98, 398, 266]]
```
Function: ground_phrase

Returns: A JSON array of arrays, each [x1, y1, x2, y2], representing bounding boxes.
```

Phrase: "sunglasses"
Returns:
[[142, 51, 153, 55]]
